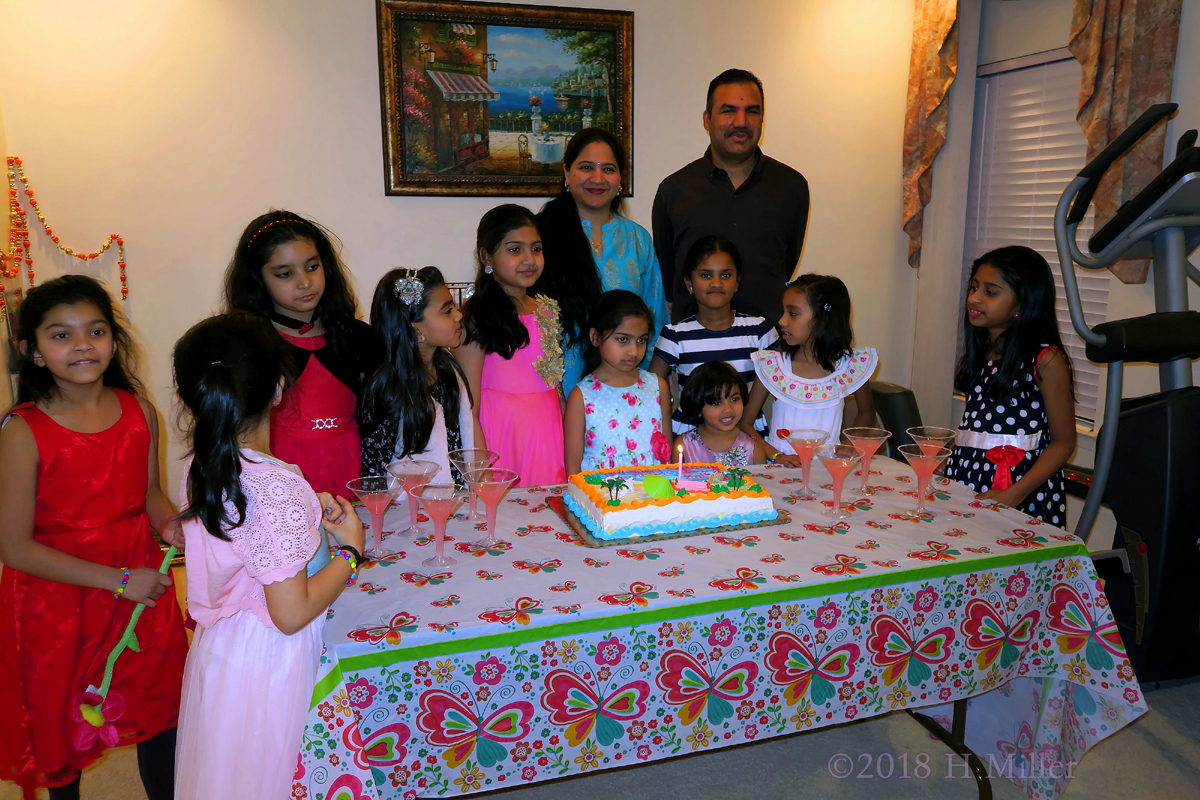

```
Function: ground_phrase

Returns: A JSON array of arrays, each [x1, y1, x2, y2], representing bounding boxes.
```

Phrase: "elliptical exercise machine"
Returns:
[[1055, 102, 1200, 682]]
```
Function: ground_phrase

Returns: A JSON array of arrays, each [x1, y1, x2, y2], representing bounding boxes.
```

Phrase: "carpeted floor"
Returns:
[[3, 678, 1197, 800]]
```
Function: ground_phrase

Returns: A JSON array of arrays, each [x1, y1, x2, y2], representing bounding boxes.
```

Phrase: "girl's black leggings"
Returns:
[[47, 726, 176, 800]]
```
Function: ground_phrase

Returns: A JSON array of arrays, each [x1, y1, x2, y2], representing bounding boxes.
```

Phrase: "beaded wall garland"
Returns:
[[3, 156, 128, 321]]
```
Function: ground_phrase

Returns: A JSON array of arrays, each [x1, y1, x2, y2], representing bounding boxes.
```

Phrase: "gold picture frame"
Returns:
[[376, 0, 634, 196]]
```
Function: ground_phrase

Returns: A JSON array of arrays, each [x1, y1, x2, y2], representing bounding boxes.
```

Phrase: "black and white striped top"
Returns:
[[653, 313, 778, 433]]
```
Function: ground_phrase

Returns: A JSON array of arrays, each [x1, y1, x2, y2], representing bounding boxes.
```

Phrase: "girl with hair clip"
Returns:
[[222, 210, 378, 497], [456, 205, 566, 486], [359, 267, 481, 483], [564, 290, 673, 474], [533, 127, 669, 393], [742, 274, 878, 464], [172, 312, 365, 800], [943, 246, 1076, 525], [0, 275, 187, 800], [678, 361, 768, 467]]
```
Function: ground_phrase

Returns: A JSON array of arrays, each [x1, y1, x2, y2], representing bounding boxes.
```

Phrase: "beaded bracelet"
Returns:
[[338, 549, 358, 586], [113, 567, 131, 599]]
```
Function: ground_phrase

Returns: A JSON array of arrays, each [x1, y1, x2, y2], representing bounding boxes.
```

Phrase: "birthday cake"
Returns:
[[563, 463, 777, 541]]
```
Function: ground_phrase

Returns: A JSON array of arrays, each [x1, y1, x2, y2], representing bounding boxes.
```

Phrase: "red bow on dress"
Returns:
[[985, 445, 1025, 490]]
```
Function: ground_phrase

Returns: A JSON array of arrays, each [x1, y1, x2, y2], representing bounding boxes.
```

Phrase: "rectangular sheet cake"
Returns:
[[563, 463, 777, 541]]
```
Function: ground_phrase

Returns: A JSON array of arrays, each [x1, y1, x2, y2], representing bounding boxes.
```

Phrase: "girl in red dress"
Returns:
[[0, 275, 188, 800], [223, 210, 378, 498]]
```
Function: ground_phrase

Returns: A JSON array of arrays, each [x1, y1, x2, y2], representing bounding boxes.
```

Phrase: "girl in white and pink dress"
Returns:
[[172, 312, 364, 800], [742, 275, 878, 464]]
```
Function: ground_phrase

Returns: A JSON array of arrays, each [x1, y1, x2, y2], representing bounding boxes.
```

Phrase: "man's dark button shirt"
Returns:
[[652, 147, 809, 324]]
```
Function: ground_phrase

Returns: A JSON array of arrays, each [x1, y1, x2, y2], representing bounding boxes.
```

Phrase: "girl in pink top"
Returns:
[[171, 312, 365, 800], [678, 361, 767, 467], [456, 205, 567, 486]]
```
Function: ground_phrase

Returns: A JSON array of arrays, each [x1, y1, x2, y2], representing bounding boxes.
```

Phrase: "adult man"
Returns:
[[653, 69, 810, 324]]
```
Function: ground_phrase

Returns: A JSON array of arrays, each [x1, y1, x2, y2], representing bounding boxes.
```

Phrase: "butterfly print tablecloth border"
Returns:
[[296, 459, 1143, 800]]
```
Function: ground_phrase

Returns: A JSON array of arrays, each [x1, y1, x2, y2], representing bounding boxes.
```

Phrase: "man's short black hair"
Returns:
[[706, 69, 764, 113]]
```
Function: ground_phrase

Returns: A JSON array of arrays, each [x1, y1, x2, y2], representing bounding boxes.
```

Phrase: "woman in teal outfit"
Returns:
[[535, 128, 669, 394]]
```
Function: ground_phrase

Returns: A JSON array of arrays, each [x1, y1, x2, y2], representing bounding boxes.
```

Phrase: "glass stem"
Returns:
[[434, 518, 446, 561], [408, 492, 419, 534], [861, 455, 872, 491], [916, 475, 929, 517], [485, 504, 498, 547], [801, 456, 812, 492], [832, 480, 842, 514], [371, 511, 384, 553]]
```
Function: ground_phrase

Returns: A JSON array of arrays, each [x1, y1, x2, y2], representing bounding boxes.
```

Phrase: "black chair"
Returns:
[[869, 381, 922, 459]]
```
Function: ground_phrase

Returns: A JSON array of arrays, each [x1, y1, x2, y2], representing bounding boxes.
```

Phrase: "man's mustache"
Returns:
[[726, 127, 753, 138]]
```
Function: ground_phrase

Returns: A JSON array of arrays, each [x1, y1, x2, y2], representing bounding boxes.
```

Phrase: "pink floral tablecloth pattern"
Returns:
[[295, 458, 1144, 800]]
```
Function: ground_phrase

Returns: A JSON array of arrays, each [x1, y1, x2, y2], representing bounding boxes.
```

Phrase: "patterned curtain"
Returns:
[[1069, 0, 1183, 283], [902, 0, 960, 269]]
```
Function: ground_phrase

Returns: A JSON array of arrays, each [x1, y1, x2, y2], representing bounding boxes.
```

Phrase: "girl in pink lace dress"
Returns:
[[172, 313, 364, 800], [456, 205, 566, 486]]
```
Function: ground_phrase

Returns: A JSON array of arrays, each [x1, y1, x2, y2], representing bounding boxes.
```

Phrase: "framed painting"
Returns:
[[376, 0, 633, 196]]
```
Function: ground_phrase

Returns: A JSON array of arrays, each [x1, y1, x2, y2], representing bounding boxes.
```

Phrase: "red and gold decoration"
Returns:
[[4, 156, 128, 315]]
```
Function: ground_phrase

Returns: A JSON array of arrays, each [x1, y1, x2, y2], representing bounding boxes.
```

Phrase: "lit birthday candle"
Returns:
[[677, 443, 684, 484]]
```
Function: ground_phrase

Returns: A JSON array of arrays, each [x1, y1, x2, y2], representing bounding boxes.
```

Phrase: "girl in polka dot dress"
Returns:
[[944, 246, 1077, 525]]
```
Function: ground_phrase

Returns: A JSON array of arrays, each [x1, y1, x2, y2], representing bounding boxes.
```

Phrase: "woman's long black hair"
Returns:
[[174, 311, 296, 540], [14, 274, 143, 406], [954, 245, 1074, 400], [462, 204, 540, 358], [581, 289, 654, 376], [358, 267, 469, 458], [222, 209, 361, 350], [532, 127, 626, 348], [780, 274, 854, 371]]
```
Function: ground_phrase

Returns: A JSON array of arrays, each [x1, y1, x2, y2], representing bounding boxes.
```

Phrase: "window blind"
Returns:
[[963, 57, 1109, 425]]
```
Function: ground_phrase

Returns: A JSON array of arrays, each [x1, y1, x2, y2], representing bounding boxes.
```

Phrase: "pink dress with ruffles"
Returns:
[[479, 313, 566, 486]]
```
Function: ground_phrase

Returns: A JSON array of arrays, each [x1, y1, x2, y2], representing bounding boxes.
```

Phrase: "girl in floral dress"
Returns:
[[565, 290, 673, 473]]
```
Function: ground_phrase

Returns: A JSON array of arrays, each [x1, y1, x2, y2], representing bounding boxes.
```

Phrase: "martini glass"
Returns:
[[346, 475, 400, 559], [843, 427, 891, 496], [785, 429, 830, 498], [817, 444, 862, 519], [907, 426, 957, 455], [465, 468, 520, 547], [448, 448, 499, 520], [898, 444, 953, 520], [386, 459, 440, 538], [413, 483, 464, 568]]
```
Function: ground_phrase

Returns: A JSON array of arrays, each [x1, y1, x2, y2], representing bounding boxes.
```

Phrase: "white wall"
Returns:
[[0, 0, 919, 493]]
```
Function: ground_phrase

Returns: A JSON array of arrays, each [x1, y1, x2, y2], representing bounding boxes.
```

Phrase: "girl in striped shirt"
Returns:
[[649, 236, 777, 434]]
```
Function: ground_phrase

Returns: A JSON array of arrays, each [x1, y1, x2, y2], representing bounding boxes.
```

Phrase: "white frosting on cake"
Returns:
[[565, 464, 776, 541]]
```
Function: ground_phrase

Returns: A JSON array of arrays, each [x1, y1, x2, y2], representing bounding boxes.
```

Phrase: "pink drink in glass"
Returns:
[[907, 426, 956, 457], [346, 476, 399, 558], [386, 460, 440, 537], [843, 427, 890, 496], [416, 484, 463, 568], [817, 444, 862, 519], [898, 444, 952, 519], [786, 429, 829, 498], [466, 468, 519, 547], [448, 448, 499, 521]]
